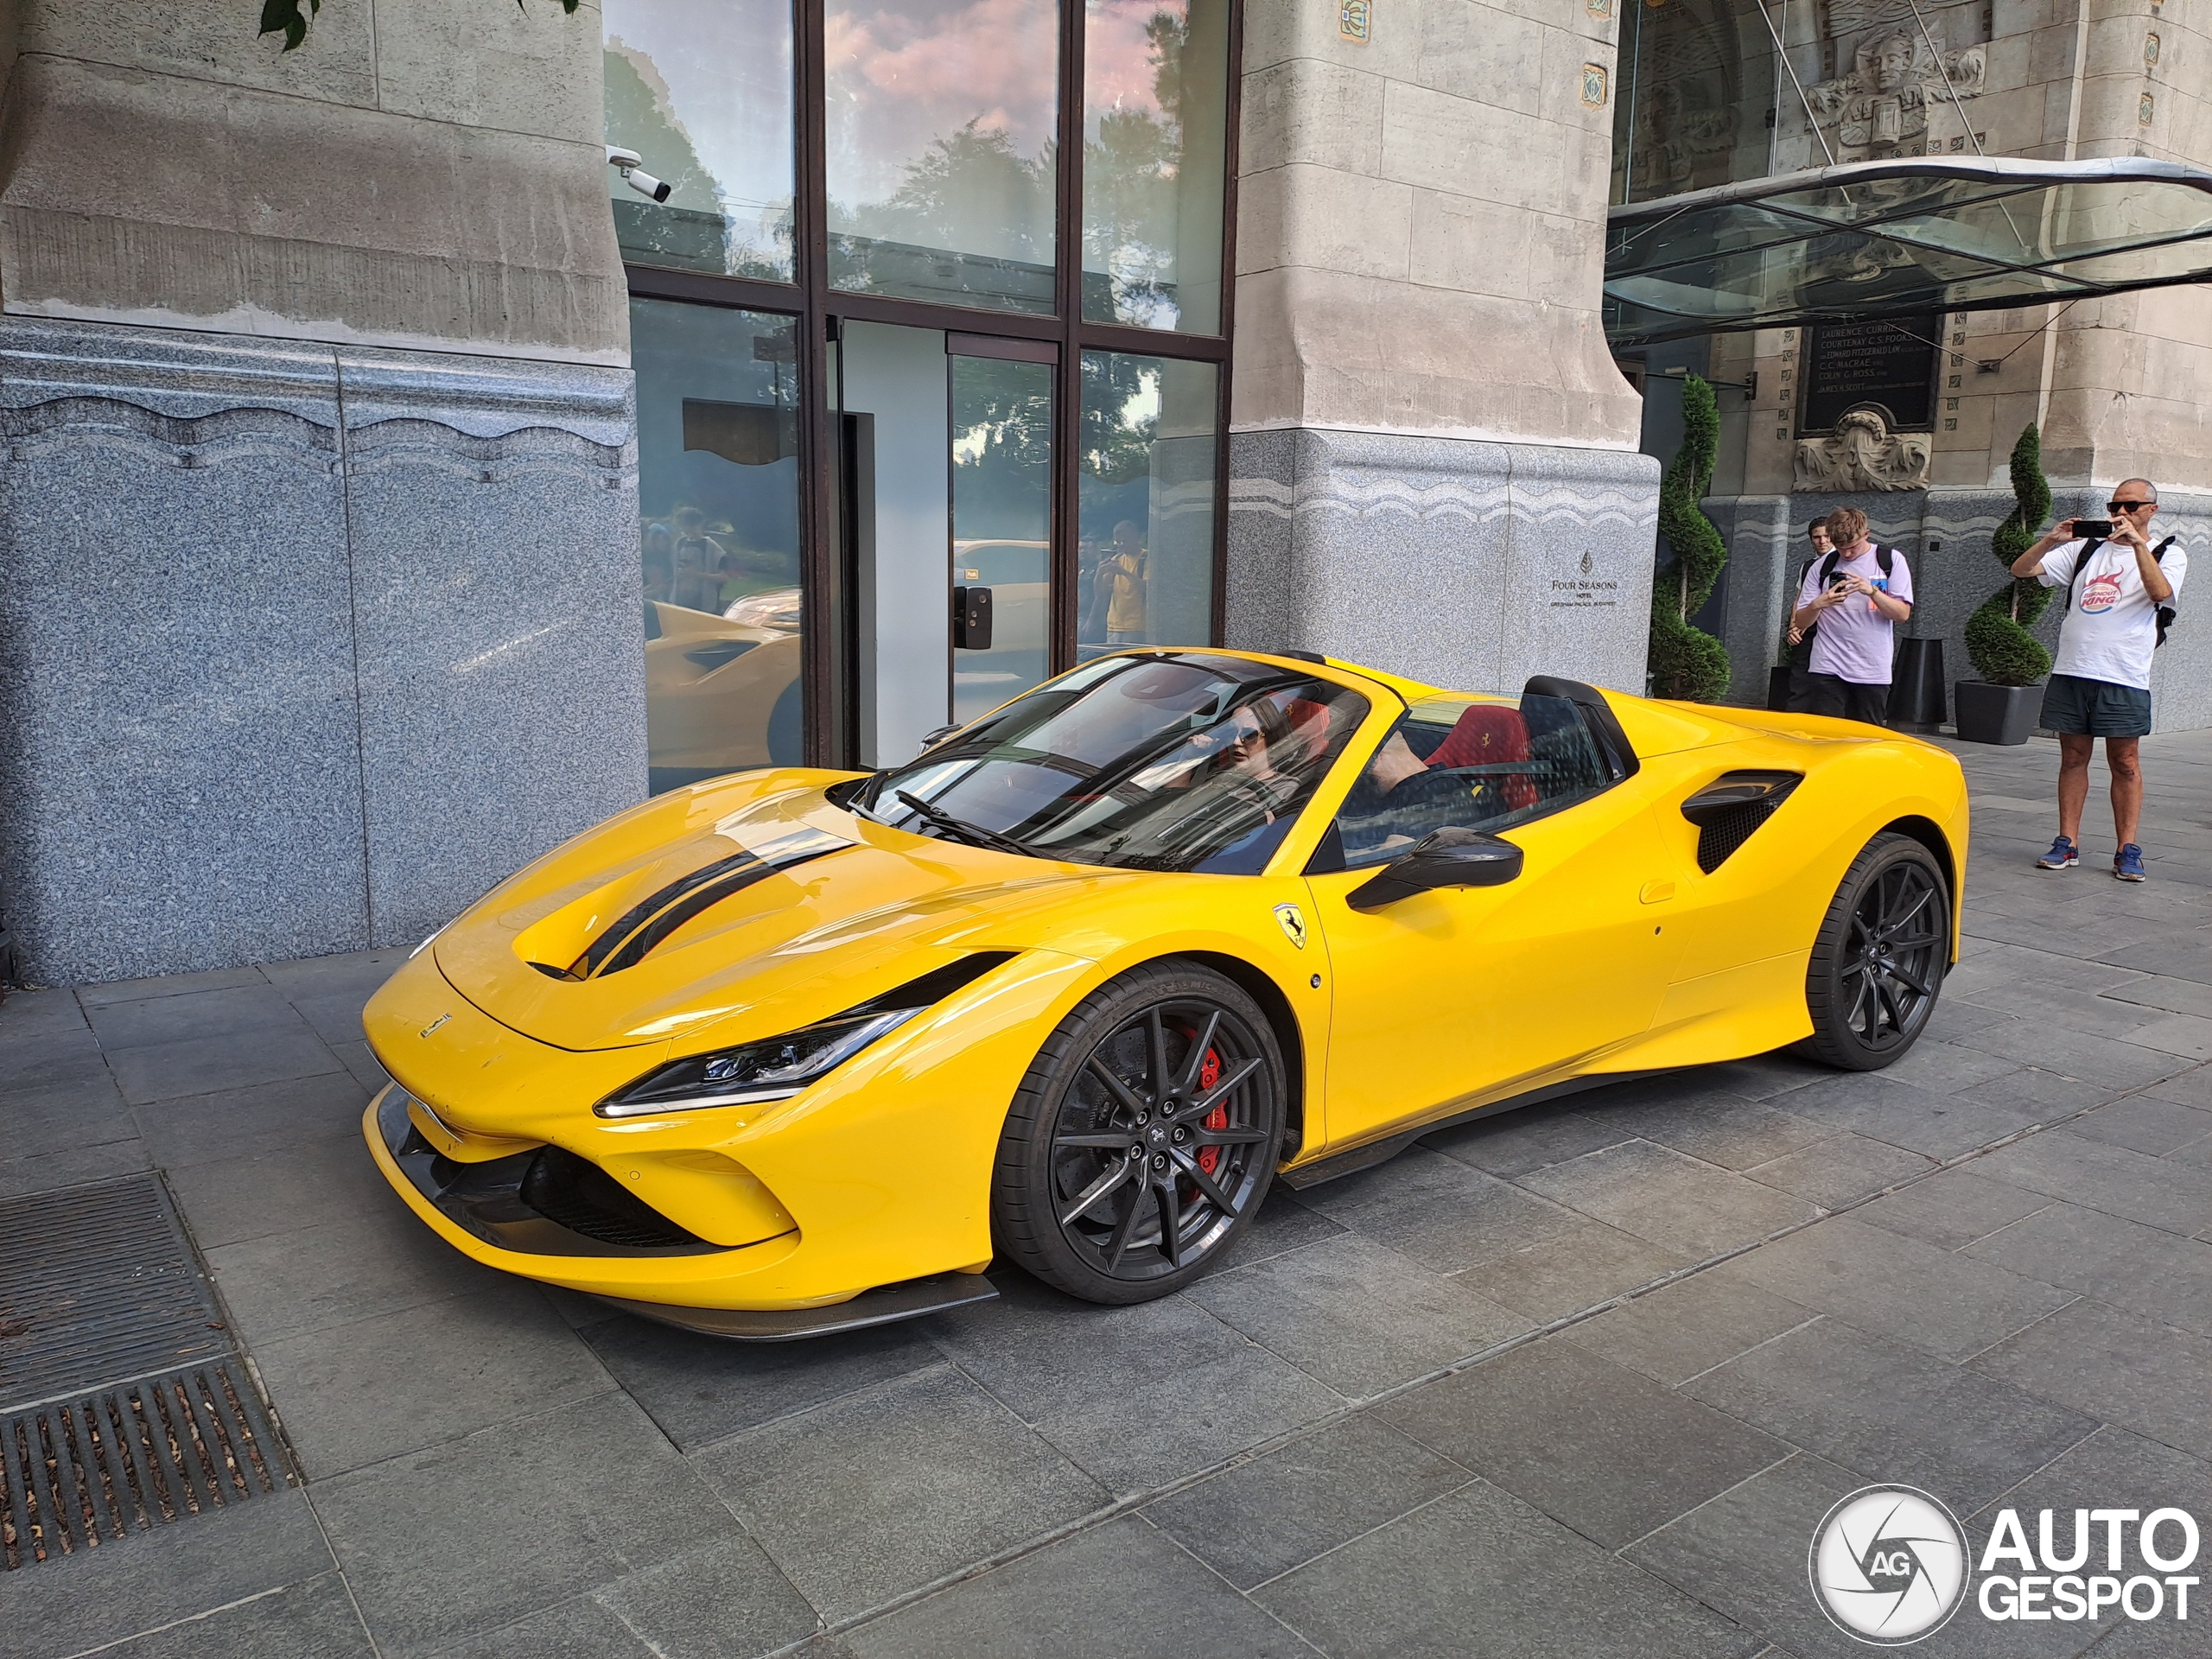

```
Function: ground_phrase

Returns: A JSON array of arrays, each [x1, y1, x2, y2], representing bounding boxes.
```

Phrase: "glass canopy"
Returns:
[[1605, 157, 2212, 346]]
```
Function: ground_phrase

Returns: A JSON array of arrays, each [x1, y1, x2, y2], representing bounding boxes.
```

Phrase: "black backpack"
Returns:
[[1796, 546, 1897, 650], [2066, 537, 2178, 647]]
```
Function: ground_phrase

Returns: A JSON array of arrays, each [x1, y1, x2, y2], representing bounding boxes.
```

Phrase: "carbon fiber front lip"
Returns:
[[373, 1087, 729, 1259], [591, 1273, 1001, 1342]]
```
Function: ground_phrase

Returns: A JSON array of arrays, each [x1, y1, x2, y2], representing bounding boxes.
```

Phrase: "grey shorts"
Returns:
[[2039, 672, 2152, 738]]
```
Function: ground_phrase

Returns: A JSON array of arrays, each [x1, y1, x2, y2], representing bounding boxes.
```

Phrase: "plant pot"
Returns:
[[1954, 679, 2040, 745], [1887, 638, 1947, 730], [1767, 665, 1795, 712]]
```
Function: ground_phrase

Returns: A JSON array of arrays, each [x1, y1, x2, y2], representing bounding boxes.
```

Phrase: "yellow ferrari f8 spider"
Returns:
[[361, 650, 1967, 1338]]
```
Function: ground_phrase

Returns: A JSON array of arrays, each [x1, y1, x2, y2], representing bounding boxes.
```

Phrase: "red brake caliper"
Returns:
[[1198, 1048, 1225, 1176]]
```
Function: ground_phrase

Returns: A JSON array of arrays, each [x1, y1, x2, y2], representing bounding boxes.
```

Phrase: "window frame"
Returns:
[[612, 0, 1245, 770]]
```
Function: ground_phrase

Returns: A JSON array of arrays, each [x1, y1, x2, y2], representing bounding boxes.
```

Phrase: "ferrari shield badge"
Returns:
[[1273, 903, 1307, 950]]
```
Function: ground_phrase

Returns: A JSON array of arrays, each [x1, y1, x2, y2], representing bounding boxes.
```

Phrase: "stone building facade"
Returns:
[[1618, 0, 2212, 728], [0, 0, 1660, 984]]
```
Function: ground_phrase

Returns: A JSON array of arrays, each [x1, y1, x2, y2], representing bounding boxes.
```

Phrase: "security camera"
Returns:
[[605, 145, 672, 204]]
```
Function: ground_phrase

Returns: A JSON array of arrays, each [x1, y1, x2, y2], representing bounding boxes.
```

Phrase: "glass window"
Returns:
[[1323, 695, 1616, 871], [951, 354, 1053, 723], [1078, 352, 1217, 657], [603, 0, 797, 281], [631, 298, 805, 791], [855, 654, 1368, 874], [824, 0, 1060, 314], [1081, 0, 1229, 332]]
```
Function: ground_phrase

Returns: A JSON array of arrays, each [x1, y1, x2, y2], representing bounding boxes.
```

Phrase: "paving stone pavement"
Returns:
[[6, 730, 2212, 1657]]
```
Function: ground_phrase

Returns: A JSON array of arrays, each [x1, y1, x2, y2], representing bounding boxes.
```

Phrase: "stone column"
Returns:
[[0, 3, 644, 982], [1224, 0, 1659, 697]]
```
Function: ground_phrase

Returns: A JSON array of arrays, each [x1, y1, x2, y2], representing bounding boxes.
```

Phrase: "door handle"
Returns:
[[952, 585, 995, 650]]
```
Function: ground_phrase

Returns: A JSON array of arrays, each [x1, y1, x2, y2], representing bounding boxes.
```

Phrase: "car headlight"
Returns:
[[594, 1009, 916, 1119]]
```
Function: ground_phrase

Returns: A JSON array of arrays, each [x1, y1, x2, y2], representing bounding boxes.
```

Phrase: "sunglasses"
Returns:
[[2107, 499, 2152, 512]]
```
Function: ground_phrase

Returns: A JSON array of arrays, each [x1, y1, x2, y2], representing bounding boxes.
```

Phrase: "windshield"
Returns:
[[859, 653, 1372, 874]]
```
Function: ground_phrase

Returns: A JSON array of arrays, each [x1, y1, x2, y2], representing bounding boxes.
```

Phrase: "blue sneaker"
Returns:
[[2036, 836, 2079, 870], [2114, 843, 2146, 881]]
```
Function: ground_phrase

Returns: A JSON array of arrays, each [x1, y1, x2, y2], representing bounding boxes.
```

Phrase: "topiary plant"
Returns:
[[1648, 374, 1732, 702], [1963, 423, 2056, 686]]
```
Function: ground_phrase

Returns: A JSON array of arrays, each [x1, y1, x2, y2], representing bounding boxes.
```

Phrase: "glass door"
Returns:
[[835, 323, 1058, 766], [950, 348, 1053, 724]]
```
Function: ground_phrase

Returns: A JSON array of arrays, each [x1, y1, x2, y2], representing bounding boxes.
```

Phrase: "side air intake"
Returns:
[[1681, 772, 1802, 873]]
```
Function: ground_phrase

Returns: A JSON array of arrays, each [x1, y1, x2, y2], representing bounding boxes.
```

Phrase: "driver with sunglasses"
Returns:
[[2009, 480, 2185, 881]]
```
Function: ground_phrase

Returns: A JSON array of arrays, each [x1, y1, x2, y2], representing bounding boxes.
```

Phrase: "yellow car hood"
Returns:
[[432, 770, 1131, 1053]]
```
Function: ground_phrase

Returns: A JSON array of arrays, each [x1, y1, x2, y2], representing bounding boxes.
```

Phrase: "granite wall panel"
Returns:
[[339, 348, 644, 946], [1225, 428, 1658, 697], [0, 318, 645, 983], [0, 321, 368, 982]]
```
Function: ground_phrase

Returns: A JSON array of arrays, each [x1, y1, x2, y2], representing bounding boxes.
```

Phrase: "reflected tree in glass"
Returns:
[[602, 0, 798, 280], [1079, 352, 1217, 653], [826, 0, 1061, 314], [1082, 0, 1228, 332]]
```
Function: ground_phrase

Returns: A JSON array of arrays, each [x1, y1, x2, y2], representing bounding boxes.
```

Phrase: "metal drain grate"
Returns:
[[2, 1360, 293, 1569], [0, 1174, 298, 1569], [0, 1176, 230, 1408]]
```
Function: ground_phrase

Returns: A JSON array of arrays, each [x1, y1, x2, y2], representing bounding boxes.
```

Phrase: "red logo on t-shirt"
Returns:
[[2081, 572, 2121, 613]]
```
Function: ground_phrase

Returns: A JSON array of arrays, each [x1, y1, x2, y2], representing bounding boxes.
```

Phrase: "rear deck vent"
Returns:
[[2, 1361, 293, 1570], [1681, 771, 1802, 874]]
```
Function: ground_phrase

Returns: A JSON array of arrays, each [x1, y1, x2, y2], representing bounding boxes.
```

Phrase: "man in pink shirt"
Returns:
[[1787, 505, 1914, 726]]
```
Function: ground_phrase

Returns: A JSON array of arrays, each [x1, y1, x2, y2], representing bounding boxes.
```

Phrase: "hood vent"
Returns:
[[1681, 772, 1802, 874], [535, 828, 849, 981]]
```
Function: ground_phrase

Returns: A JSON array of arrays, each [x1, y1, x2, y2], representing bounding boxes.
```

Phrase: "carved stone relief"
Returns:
[[1793, 407, 1931, 491], [1805, 18, 1985, 162]]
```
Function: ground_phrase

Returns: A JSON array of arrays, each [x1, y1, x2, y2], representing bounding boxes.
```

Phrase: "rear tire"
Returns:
[[992, 961, 1286, 1305], [1803, 832, 1950, 1070]]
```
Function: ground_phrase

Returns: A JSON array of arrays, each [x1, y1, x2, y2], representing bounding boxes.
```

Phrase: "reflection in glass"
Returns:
[[603, 0, 797, 279], [951, 355, 1053, 722], [1082, 0, 1229, 332], [1078, 353, 1217, 656], [1610, 0, 1776, 206], [824, 0, 1060, 313], [631, 298, 805, 791]]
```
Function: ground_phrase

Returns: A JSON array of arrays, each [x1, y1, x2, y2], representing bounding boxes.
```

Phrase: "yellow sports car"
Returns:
[[361, 650, 1967, 1338]]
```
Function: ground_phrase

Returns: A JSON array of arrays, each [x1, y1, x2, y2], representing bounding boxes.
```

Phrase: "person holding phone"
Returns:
[[1787, 505, 1913, 726], [2009, 480, 2185, 880]]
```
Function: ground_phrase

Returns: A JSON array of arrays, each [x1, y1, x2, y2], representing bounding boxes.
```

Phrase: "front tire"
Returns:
[[992, 962, 1287, 1305], [1803, 831, 1950, 1070]]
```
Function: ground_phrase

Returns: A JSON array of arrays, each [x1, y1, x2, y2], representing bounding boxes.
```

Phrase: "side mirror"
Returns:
[[1348, 827, 1523, 911]]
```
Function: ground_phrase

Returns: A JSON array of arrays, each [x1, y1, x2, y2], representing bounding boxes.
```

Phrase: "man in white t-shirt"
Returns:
[[2009, 479, 2186, 881]]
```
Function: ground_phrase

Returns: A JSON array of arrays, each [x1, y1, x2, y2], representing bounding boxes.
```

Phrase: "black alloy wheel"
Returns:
[[1803, 831, 1950, 1070], [993, 962, 1287, 1304]]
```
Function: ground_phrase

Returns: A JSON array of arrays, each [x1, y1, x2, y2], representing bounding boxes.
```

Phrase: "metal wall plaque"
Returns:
[[1798, 315, 1939, 434]]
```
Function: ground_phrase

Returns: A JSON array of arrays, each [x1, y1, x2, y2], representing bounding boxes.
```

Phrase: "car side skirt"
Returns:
[[1277, 1070, 1668, 1189]]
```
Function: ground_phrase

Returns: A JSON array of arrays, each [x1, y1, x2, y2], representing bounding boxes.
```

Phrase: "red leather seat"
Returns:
[[1426, 705, 1536, 810], [1283, 697, 1335, 766]]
